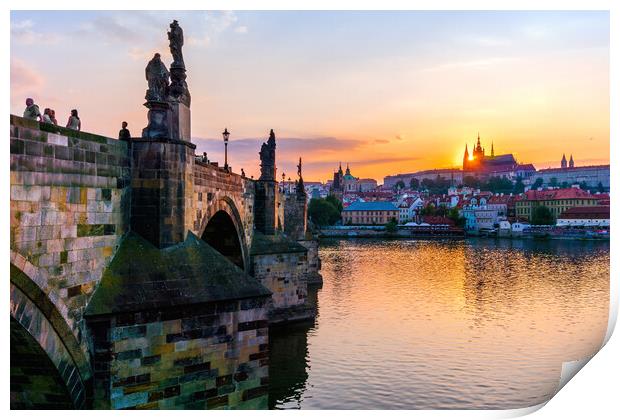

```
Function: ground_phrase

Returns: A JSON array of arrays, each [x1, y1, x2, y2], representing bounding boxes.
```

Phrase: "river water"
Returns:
[[268, 238, 610, 409]]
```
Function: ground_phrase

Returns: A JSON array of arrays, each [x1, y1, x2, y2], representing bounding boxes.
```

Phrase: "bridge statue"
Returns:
[[144, 53, 170, 102], [168, 20, 184, 68]]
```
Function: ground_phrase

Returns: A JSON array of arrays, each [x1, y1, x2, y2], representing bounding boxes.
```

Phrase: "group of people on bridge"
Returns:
[[23, 97, 135, 141], [23, 97, 81, 131]]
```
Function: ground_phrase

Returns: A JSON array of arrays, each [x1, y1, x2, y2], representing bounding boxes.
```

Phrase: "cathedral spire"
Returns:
[[569, 154, 574, 168], [561, 153, 567, 169], [491, 141, 494, 157]]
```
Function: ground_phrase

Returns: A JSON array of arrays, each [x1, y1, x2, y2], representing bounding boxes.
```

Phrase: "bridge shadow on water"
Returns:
[[268, 285, 321, 409]]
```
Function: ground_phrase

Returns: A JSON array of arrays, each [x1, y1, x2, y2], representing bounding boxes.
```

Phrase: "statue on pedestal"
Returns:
[[145, 53, 170, 102], [168, 20, 185, 68], [168, 20, 190, 106], [259, 129, 277, 181], [296, 157, 306, 199]]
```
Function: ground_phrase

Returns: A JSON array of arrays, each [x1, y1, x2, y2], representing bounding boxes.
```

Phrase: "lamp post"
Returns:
[[222, 128, 230, 171]]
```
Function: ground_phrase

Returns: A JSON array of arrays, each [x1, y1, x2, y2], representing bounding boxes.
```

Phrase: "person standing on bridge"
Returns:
[[42, 108, 53, 124], [118, 121, 131, 140], [23, 98, 42, 121], [49, 109, 58, 125], [66, 109, 81, 131]]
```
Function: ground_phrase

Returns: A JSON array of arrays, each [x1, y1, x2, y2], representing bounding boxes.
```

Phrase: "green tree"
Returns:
[[532, 178, 544, 190], [447, 207, 466, 228], [393, 180, 406, 191], [578, 181, 589, 191], [560, 181, 568, 189], [597, 182, 605, 193], [325, 195, 343, 213], [549, 177, 558, 188], [420, 204, 436, 216], [308, 198, 341, 227], [484, 176, 513, 193], [531, 205, 555, 225], [513, 176, 525, 194], [410, 178, 420, 190], [463, 176, 481, 188], [385, 218, 398, 233]]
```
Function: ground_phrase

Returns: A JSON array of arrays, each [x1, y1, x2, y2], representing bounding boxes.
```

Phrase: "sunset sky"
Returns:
[[10, 10, 609, 183]]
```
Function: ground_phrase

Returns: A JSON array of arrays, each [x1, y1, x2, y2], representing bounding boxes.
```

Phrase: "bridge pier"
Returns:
[[130, 138, 195, 248]]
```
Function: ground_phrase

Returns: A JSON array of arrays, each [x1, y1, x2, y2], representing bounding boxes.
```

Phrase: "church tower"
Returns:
[[463, 144, 469, 170], [569, 154, 574, 168], [561, 154, 567, 169]]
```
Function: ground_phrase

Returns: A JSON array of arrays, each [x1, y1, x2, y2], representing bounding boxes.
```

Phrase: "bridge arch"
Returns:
[[199, 197, 249, 271], [10, 262, 91, 409]]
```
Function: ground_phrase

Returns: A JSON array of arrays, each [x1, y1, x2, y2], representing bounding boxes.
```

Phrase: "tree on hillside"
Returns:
[[531, 205, 555, 225], [532, 178, 544, 190], [513, 176, 525, 194], [549, 177, 558, 188], [463, 176, 481, 188], [410, 178, 420, 190], [393, 180, 406, 191], [484, 176, 513, 193]]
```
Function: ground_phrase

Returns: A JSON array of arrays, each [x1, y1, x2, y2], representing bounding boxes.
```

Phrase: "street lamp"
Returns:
[[222, 128, 230, 171]]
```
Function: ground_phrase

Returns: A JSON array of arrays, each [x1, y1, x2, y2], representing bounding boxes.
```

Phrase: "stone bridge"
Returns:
[[10, 115, 320, 409]]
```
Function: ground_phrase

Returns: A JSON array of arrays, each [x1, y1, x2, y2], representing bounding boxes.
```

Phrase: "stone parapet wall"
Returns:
[[251, 251, 311, 323], [10, 115, 131, 346], [87, 298, 270, 409]]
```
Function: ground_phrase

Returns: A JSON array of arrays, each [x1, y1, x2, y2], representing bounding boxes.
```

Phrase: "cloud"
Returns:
[[11, 19, 62, 45], [205, 10, 238, 33], [235, 26, 248, 34], [11, 57, 44, 97]]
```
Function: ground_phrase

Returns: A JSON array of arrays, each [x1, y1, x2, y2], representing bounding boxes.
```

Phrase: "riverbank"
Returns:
[[316, 226, 609, 241]]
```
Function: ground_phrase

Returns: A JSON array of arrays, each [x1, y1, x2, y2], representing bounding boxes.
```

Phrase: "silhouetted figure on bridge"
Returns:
[[118, 121, 131, 140]]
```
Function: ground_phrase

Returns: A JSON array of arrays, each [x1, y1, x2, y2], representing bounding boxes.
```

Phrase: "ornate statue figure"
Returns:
[[145, 53, 170, 102], [259, 129, 277, 180], [296, 157, 306, 199], [168, 20, 185, 68]]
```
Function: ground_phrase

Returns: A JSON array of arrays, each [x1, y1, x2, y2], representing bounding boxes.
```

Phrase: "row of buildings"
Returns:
[[337, 185, 609, 232], [383, 135, 610, 191]]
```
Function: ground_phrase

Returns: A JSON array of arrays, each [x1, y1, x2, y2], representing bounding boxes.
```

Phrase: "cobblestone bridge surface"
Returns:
[[9, 115, 321, 409]]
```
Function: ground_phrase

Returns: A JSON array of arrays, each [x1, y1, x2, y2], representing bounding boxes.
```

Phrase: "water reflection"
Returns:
[[268, 238, 609, 409], [269, 286, 319, 409]]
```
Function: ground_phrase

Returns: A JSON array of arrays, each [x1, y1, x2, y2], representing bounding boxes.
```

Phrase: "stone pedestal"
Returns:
[[169, 100, 191, 141], [130, 138, 195, 248], [255, 180, 278, 235], [142, 101, 171, 139]]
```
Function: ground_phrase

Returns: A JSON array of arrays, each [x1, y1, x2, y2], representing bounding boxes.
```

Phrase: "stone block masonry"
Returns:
[[10, 115, 131, 353], [250, 233, 315, 324], [87, 299, 270, 409]]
